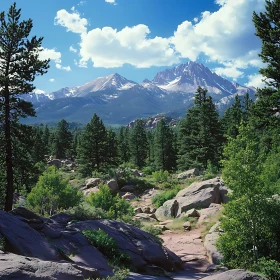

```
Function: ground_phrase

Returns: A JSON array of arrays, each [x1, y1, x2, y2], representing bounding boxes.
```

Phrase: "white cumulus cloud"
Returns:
[[56, 64, 71, 71], [69, 46, 78, 53], [246, 74, 266, 88], [171, 0, 265, 79], [49, 78, 55, 82], [55, 9, 88, 34], [39, 48, 61, 63], [54, 0, 266, 75], [105, 0, 116, 4]]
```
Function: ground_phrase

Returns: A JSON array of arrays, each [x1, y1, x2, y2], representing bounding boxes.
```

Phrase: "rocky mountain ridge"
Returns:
[[23, 62, 256, 125]]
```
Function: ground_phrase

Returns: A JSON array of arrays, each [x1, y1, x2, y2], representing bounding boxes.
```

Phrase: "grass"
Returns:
[[201, 210, 224, 240], [166, 216, 198, 231]]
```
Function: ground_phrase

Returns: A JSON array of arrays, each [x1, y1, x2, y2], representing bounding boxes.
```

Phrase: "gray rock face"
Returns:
[[0, 210, 58, 261], [198, 203, 224, 224], [134, 213, 159, 222], [69, 219, 183, 273], [121, 185, 136, 192], [0, 208, 182, 278], [204, 222, 223, 264], [177, 168, 200, 179], [107, 179, 119, 193], [85, 178, 101, 188], [156, 178, 228, 218], [0, 252, 100, 280], [201, 269, 267, 280]]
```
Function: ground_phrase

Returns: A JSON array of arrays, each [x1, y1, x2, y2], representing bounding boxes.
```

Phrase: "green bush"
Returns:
[[152, 185, 181, 208], [152, 170, 169, 183], [87, 184, 133, 220], [142, 166, 155, 176], [95, 269, 129, 280], [253, 258, 280, 280], [27, 166, 82, 216], [83, 229, 130, 267], [66, 202, 106, 221], [0, 237, 6, 251]]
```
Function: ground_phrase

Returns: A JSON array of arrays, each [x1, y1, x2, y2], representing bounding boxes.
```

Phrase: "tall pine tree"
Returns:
[[77, 114, 107, 176], [0, 4, 49, 211], [178, 87, 222, 170], [129, 119, 148, 168], [154, 119, 176, 171]]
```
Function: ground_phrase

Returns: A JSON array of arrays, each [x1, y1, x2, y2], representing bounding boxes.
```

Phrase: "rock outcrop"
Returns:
[[0, 252, 100, 280], [0, 208, 183, 278], [204, 222, 223, 264], [201, 269, 267, 280], [156, 178, 228, 218], [177, 168, 200, 179]]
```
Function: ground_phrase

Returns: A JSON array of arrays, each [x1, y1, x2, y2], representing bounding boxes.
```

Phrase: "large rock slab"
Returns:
[[107, 179, 119, 193], [198, 203, 224, 224], [0, 252, 100, 280], [85, 178, 101, 188], [0, 210, 58, 260], [156, 178, 228, 218], [177, 168, 200, 179], [201, 269, 267, 280], [69, 219, 183, 274], [204, 222, 223, 264]]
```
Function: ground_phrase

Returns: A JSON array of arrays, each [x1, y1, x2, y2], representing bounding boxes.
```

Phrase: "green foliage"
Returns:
[[177, 87, 223, 171], [253, 258, 280, 280], [153, 119, 177, 171], [152, 185, 181, 208], [0, 3, 49, 211], [203, 160, 219, 180], [66, 202, 106, 221], [129, 120, 148, 168], [82, 229, 130, 267], [95, 269, 129, 280], [52, 119, 73, 159], [217, 197, 280, 270], [77, 114, 111, 176], [152, 170, 169, 184], [87, 184, 133, 220], [26, 166, 82, 216]]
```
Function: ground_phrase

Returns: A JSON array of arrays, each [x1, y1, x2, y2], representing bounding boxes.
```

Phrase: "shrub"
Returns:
[[152, 185, 181, 208], [27, 166, 82, 216], [253, 258, 280, 280], [152, 170, 169, 183], [87, 184, 133, 220], [66, 202, 106, 221], [0, 237, 6, 251], [83, 229, 130, 268], [95, 269, 129, 280]]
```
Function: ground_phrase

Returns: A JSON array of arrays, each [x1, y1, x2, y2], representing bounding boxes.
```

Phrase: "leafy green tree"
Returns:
[[178, 87, 222, 170], [27, 166, 82, 216], [52, 119, 73, 159], [129, 120, 148, 168], [154, 119, 176, 171], [77, 113, 107, 175], [0, 3, 49, 211]]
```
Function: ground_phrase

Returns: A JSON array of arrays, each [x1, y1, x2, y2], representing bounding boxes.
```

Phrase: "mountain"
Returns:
[[23, 62, 256, 125]]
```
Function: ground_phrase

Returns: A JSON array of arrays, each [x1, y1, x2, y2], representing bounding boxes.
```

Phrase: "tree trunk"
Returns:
[[4, 95, 14, 211]]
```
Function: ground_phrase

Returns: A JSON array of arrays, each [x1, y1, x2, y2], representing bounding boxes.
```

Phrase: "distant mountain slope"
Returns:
[[23, 62, 256, 125]]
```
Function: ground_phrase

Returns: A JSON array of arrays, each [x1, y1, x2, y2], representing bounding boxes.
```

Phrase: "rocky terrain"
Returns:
[[0, 175, 267, 279]]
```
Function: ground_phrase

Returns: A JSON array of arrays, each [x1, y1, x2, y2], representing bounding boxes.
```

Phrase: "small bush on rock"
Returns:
[[83, 229, 130, 268], [152, 185, 181, 208]]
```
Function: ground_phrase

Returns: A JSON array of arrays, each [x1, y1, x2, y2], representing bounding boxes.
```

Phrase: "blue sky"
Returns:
[[0, 0, 266, 93]]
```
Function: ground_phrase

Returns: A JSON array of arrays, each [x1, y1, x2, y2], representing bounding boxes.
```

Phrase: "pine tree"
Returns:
[[129, 119, 148, 168], [106, 128, 119, 166], [154, 119, 176, 171], [0, 4, 49, 211], [77, 114, 107, 176], [118, 127, 130, 163], [178, 87, 222, 170], [252, 0, 280, 129], [53, 119, 73, 159]]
